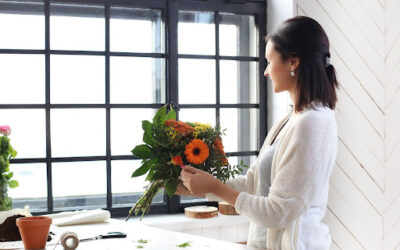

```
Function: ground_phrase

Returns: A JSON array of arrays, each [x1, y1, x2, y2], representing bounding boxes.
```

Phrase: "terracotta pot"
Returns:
[[16, 216, 52, 250]]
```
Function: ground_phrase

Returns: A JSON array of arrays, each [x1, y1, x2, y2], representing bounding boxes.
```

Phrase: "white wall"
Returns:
[[384, 0, 400, 249], [268, 0, 400, 249]]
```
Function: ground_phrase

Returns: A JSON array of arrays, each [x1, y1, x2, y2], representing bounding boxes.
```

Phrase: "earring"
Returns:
[[290, 71, 295, 77]]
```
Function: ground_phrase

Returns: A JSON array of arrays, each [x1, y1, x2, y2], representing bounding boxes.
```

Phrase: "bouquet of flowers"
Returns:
[[0, 126, 18, 211], [126, 105, 244, 220]]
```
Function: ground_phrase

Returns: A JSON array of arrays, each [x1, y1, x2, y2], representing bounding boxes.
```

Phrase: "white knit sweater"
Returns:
[[206, 102, 338, 250]]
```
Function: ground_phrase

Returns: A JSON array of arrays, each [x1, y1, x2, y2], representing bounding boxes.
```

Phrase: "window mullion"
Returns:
[[215, 11, 220, 127], [166, 0, 180, 214], [44, 0, 53, 213], [105, 1, 112, 211]]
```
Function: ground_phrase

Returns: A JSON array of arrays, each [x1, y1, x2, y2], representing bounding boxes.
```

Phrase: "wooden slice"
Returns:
[[218, 201, 238, 215], [184, 206, 218, 219]]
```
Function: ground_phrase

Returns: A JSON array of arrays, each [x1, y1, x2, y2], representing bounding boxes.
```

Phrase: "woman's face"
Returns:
[[264, 41, 297, 93]]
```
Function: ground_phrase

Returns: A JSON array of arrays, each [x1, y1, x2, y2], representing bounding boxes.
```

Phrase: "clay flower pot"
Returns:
[[16, 216, 52, 249]]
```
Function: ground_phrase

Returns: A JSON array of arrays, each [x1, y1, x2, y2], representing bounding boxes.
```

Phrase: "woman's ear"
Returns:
[[290, 57, 300, 71]]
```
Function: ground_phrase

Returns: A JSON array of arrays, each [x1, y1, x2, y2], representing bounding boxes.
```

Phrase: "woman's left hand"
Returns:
[[180, 165, 220, 197]]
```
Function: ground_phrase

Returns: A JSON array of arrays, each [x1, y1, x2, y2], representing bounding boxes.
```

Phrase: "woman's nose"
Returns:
[[264, 67, 269, 77]]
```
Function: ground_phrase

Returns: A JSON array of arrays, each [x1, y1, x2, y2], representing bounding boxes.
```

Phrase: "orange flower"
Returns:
[[171, 155, 183, 166], [221, 157, 229, 166], [164, 120, 194, 136], [213, 138, 225, 155], [184, 139, 209, 165]]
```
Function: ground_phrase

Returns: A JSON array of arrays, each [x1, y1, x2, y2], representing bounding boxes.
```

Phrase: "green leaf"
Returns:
[[3, 172, 13, 180], [142, 120, 155, 146], [177, 242, 192, 248], [164, 178, 178, 198], [145, 169, 155, 181], [131, 144, 152, 159], [9, 180, 19, 188], [142, 120, 153, 133], [131, 162, 150, 178], [165, 105, 176, 121], [153, 105, 167, 125]]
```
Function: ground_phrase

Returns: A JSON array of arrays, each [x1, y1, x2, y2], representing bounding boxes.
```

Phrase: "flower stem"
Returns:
[[125, 179, 164, 221]]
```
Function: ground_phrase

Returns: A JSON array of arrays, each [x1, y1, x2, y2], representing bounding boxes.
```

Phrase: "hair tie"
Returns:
[[325, 56, 331, 67]]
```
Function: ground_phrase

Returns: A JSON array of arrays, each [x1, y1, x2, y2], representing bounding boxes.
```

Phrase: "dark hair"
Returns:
[[266, 16, 339, 113]]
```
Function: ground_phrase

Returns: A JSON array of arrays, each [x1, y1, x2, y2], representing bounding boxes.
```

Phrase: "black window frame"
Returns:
[[0, 0, 267, 217]]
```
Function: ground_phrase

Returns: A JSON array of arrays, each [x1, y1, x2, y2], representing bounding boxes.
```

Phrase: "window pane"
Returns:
[[179, 109, 216, 127], [53, 161, 106, 209], [0, 1, 44, 49], [227, 155, 257, 175], [8, 163, 47, 211], [0, 109, 46, 158], [0, 54, 45, 104], [219, 14, 257, 57], [51, 55, 104, 104], [110, 7, 163, 53], [179, 59, 215, 104], [50, 3, 104, 51], [178, 11, 215, 55], [112, 160, 164, 206], [220, 60, 258, 104], [110, 57, 165, 104], [220, 108, 258, 152], [51, 109, 105, 157], [111, 109, 155, 155]]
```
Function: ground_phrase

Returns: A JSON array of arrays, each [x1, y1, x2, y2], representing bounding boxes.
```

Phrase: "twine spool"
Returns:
[[56, 231, 79, 250]]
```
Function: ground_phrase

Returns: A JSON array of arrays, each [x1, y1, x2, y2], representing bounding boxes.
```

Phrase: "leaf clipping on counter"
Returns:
[[177, 241, 192, 248]]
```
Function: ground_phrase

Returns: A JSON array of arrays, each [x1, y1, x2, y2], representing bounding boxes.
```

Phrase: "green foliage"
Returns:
[[131, 145, 152, 159], [0, 135, 18, 211], [164, 178, 178, 198], [177, 242, 192, 248]]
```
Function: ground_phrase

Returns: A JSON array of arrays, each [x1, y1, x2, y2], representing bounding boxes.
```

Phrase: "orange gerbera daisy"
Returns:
[[184, 139, 209, 165], [171, 155, 183, 166]]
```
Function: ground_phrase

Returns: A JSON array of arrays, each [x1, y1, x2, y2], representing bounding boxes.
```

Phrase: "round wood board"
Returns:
[[184, 206, 218, 219], [218, 201, 238, 215]]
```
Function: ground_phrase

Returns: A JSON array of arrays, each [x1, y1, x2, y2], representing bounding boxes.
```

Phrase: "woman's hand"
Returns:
[[180, 165, 220, 197]]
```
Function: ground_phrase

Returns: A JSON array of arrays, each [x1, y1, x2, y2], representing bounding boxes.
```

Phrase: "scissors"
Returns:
[[80, 232, 127, 242]]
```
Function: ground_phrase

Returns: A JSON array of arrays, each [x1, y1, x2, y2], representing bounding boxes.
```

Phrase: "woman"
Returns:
[[177, 16, 339, 250]]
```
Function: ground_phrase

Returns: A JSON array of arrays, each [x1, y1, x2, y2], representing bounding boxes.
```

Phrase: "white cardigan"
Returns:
[[206, 102, 338, 250]]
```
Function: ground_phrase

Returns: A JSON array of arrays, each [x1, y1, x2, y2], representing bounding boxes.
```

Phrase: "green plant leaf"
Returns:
[[131, 162, 151, 178], [177, 242, 192, 248], [131, 144, 152, 159], [165, 105, 176, 121], [3, 172, 13, 180], [164, 178, 178, 198], [9, 180, 19, 188], [153, 105, 167, 125], [142, 120, 155, 146], [145, 169, 155, 181]]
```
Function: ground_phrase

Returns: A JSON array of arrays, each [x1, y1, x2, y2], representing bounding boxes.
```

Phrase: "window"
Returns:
[[0, 0, 266, 217]]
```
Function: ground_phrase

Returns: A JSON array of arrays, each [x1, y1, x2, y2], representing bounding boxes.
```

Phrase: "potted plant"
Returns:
[[0, 125, 18, 211]]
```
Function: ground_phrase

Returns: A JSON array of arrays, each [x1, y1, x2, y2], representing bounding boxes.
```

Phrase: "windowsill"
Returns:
[[117, 212, 250, 231]]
